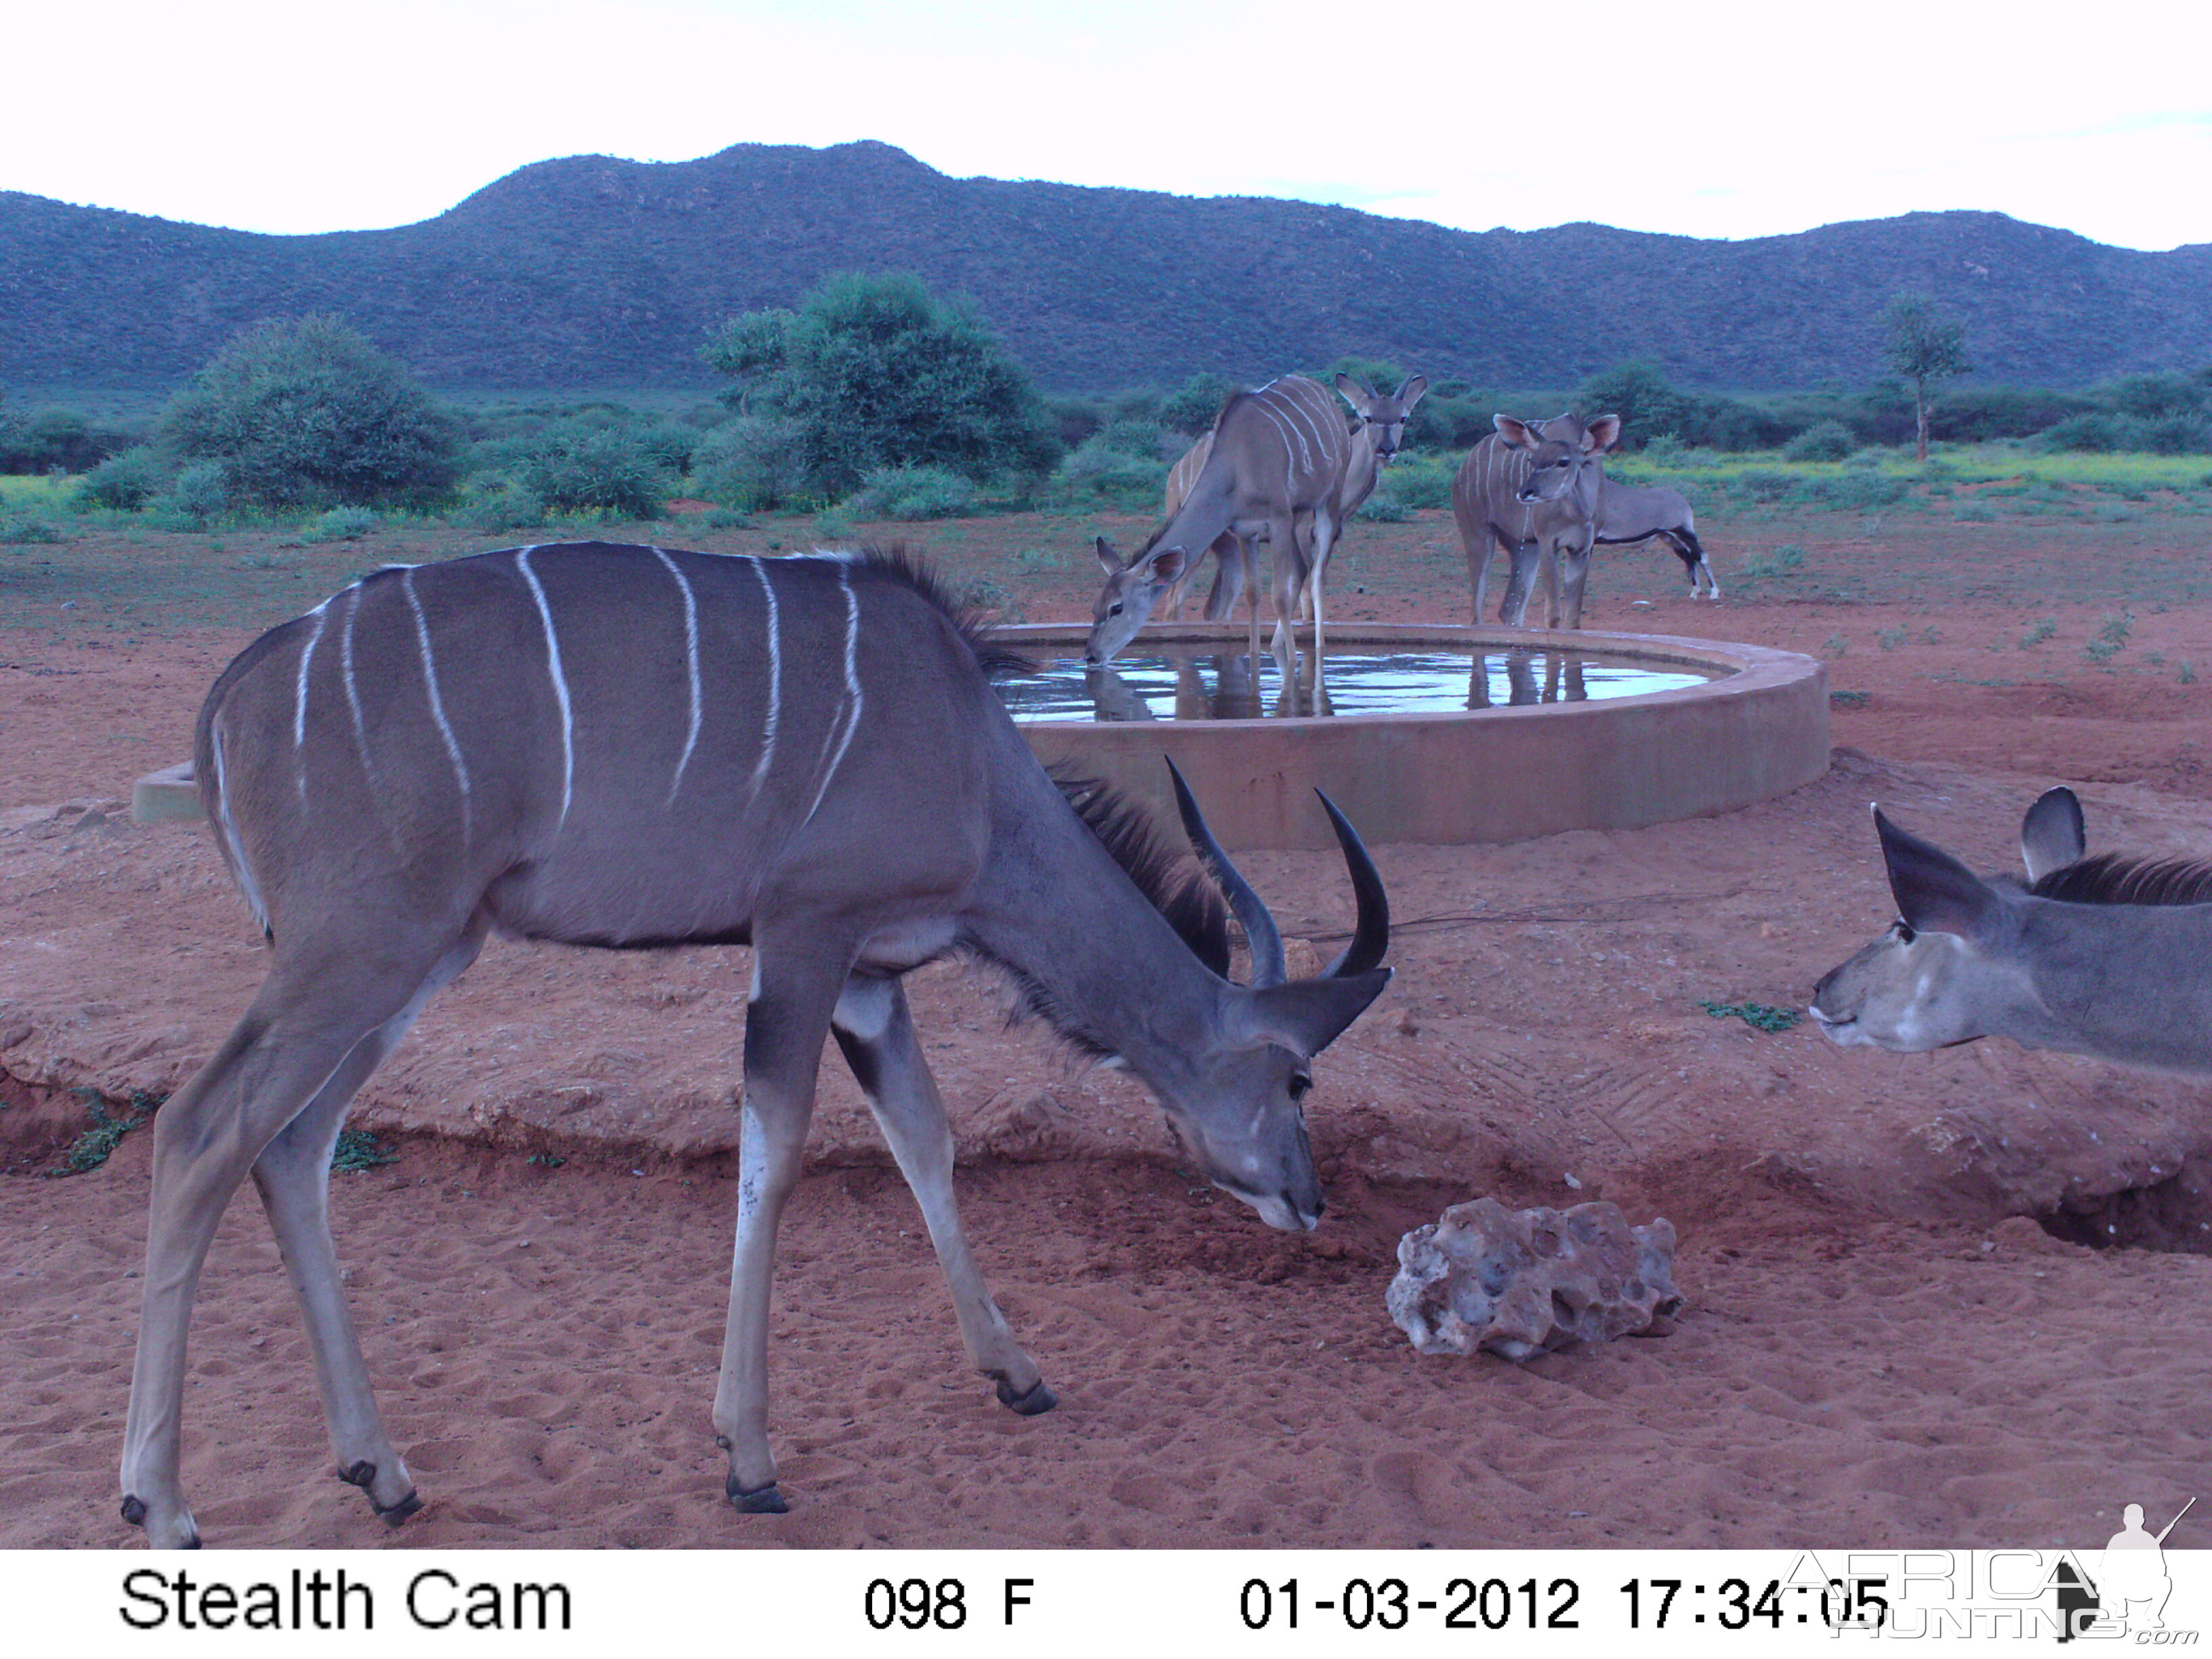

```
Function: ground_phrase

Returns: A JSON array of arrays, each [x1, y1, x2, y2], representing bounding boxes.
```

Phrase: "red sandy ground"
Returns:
[[3, 505, 2209, 1549]]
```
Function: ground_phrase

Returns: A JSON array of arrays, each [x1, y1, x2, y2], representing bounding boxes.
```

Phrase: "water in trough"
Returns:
[[1000, 644, 1726, 722]]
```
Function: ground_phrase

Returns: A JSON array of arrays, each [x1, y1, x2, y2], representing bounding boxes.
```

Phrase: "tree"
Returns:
[[701, 272, 1058, 495], [161, 315, 459, 508], [1882, 293, 1970, 462], [1572, 361, 1689, 449]]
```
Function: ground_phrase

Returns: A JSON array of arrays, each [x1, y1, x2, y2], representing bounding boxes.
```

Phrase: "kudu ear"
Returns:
[[1143, 544, 1189, 584], [1233, 969, 1393, 1057], [1875, 807, 2001, 942], [1395, 375, 1429, 411], [2019, 786, 2087, 880], [1582, 414, 1623, 453], [1493, 413, 1536, 449], [1094, 535, 1122, 575], [1334, 372, 1376, 409]]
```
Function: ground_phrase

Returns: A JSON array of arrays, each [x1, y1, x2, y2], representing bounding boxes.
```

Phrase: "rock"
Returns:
[[1387, 1196, 1682, 1361]]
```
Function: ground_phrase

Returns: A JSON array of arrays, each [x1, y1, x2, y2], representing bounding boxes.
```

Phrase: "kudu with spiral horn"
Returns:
[[119, 541, 1392, 1546]]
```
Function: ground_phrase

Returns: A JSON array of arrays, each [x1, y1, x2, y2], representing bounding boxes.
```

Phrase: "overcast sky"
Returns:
[[6, 0, 2205, 249]]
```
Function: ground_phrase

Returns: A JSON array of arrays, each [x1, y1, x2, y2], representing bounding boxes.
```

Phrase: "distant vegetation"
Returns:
[[4, 277, 2209, 553]]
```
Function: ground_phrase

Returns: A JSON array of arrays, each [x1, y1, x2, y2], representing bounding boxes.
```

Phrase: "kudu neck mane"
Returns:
[[1050, 771, 1232, 977], [2028, 852, 2212, 908], [842, 544, 1033, 681]]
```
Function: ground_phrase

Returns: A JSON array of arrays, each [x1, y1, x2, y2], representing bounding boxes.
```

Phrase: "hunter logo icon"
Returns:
[[2057, 1496, 2195, 1640]]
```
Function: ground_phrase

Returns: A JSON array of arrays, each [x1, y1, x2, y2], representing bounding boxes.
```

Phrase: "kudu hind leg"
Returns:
[[832, 977, 1051, 1414], [121, 936, 473, 1547], [712, 935, 851, 1513], [246, 918, 489, 1526]]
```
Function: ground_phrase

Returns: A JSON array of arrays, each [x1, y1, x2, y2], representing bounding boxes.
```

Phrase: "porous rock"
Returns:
[[1388, 1197, 1681, 1360]]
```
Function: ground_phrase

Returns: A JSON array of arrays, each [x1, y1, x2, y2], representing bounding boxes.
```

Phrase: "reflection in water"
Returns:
[[1009, 646, 1717, 722]]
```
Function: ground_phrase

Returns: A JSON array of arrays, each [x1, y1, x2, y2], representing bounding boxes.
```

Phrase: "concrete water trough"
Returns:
[[1001, 623, 1829, 851], [131, 625, 1828, 852]]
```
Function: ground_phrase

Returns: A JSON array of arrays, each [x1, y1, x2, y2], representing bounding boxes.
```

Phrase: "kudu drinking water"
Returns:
[[1087, 374, 1425, 668], [1452, 411, 1622, 628], [1812, 786, 2212, 1073], [119, 542, 1392, 1547]]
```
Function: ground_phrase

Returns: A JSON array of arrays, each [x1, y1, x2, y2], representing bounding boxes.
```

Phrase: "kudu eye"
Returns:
[[1107, 601, 1124, 616], [1287, 1073, 1313, 1102]]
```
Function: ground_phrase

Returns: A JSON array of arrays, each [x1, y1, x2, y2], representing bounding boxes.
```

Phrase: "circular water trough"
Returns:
[[1002, 623, 1830, 851]]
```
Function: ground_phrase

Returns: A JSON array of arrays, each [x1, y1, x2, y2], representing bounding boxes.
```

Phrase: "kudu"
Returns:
[[1451, 411, 1622, 628], [1087, 374, 1425, 669], [1811, 786, 2212, 1073], [120, 543, 1392, 1547], [1595, 477, 1719, 600]]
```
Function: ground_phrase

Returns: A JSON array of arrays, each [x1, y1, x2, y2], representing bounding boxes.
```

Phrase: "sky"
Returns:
[[5, 0, 2207, 249]]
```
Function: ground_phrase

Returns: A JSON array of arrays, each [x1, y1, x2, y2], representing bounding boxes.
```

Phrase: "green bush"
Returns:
[[702, 272, 1060, 496], [1784, 419, 1857, 462], [1049, 435, 1166, 510], [0, 514, 62, 543], [1380, 454, 1455, 510], [148, 462, 230, 529], [1353, 489, 1412, 522], [74, 445, 168, 510], [517, 419, 672, 517], [847, 464, 975, 520], [692, 415, 814, 511], [303, 505, 379, 541], [453, 474, 546, 533], [161, 314, 460, 508], [1158, 372, 1236, 436], [0, 407, 138, 474]]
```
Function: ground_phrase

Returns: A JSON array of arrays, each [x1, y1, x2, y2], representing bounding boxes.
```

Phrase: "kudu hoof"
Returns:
[[338, 1459, 424, 1525], [726, 1475, 789, 1514], [994, 1377, 1058, 1416]]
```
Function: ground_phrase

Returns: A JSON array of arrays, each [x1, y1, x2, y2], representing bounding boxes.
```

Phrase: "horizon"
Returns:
[[1, 1, 2205, 253]]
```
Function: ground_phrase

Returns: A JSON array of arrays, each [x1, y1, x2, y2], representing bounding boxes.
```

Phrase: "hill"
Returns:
[[3, 140, 2208, 394]]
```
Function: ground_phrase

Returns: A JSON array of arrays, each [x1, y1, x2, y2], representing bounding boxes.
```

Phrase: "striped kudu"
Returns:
[[1451, 411, 1622, 628], [1088, 373, 1422, 669], [119, 543, 1392, 1547]]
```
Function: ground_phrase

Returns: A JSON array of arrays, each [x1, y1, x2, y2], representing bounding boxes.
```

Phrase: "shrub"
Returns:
[[1732, 469, 1796, 501], [1049, 435, 1166, 510], [303, 505, 379, 541], [1784, 419, 1857, 462], [1952, 501, 1997, 522], [148, 462, 230, 529], [847, 464, 975, 520], [74, 445, 167, 510], [517, 419, 672, 517], [1158, 372, 1236, 436], [1928, 386, 2096, 442], [702, 272, 1059, 495], [453, 474, 546, 533], [1383, 455, 1456, 510], [161, 314, 460, 508], [692, 415, 813, 511], [0, 514, 62, 543], [1353, 489, 1412, 522], [0, 407, 136, 474]]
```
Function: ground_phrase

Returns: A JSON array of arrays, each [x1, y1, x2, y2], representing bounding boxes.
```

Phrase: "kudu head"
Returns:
[[1496, 411, 1620, 504], [1335, 373, 1431, 465], [1151, 761, 1391, 1230], [1086, 535, 1189, 665], [1809, 789, 2088, 1053]]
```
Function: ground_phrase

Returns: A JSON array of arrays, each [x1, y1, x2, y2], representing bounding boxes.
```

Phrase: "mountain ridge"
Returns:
[[3, 140, 2206, 393]]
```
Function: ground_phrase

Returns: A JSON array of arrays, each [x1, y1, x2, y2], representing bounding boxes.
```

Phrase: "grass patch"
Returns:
[[1698, 1000, 1802, 1033], [53, 1090, 159, 1176], [1828, 689, 1870, 708], [329, 1127, 399, 1172]]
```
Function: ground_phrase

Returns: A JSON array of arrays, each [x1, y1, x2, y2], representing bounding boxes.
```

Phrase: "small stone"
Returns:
[[1388, 1197, 1682, 1361], [1396, 1008, 1420, 1038]]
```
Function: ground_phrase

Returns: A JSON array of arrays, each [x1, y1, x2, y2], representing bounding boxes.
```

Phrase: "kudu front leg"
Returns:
[[713, 939, 847, 1515], [1555, 539, 1593, 630], [1498, 537, 1544, 628], [831, 977, 1052, 1415]]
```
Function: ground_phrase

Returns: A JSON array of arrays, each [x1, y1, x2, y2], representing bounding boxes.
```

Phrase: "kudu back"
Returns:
[[1812, 786, 2212, 1073], [1451, 411, 1621, 628], [121, 542, 1391, 1546]]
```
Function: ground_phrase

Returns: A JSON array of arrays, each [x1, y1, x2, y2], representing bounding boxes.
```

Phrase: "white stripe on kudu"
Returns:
[[750, 556, 783, 794], [339, 585, 371, 779], [512, 548, 575, 825], [653, 547, 704, 804], [800, 565, 865, 829], [400, 569, 472, 823]]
